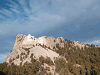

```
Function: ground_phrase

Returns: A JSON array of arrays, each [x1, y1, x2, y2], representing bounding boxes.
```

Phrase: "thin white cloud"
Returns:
[[92, 5, 98, 11], [0, 52, 10, 63], [83, 39, 100, 45], [0, 14, 6, 19], [10, 8, 20, 13], [0, 9, 13, 18], [0, 30, 2, 34], [0, 0, 99, 35], [18, 0, 30, 16], [8, 0, 18, 6], [6, 2, 19, 10]]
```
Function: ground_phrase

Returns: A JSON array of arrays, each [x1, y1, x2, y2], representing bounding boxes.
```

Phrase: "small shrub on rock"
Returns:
[[16, 54, 19, 59], [30, 53, 34, 58], [9, 59, 12, 63], [20, 56, 22, 61], [45, 57, 54, 66], [25, 54, 27, 58], [56, 43, 59, 48], [27, 51, 30, 55], [45, 66, 50, 71], [39, 56, 45, 65]]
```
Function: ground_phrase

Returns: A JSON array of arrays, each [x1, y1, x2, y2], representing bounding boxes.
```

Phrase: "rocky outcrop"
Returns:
[[13, 34, 26, 50], [46, 36, 56, 49], [5, 34, 65, 65], [6, 34, 94, 75], [37, 36, 65, 49], [56, 37, 64, 43], [73, 41, 88, 49], [5, 34, 90, 66], [5, 34, 26, 63]]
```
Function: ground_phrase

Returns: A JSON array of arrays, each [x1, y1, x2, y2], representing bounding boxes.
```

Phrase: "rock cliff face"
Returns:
[[5, 34, 89, 66], [5, 34, 65, 65], [21, 34, 65, 49], [5, 34, 26, 63], [5, 34, 94, 75]]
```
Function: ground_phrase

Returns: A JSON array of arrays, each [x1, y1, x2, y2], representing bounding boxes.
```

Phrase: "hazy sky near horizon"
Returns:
[[0, 0, 100, 63]]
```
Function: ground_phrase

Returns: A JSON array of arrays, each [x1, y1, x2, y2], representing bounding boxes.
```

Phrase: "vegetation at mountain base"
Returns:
[[0, 58, 52, 75], [39, 56, 54, 66], [54, 39, 100, 75], [0, 39, 100, 75]]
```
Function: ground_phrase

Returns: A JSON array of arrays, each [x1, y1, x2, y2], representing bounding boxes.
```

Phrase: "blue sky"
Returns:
[[0, 0, 100, 63]]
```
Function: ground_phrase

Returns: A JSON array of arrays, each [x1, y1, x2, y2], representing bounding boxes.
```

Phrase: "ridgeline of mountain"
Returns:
[[0, 34, 100, 75]]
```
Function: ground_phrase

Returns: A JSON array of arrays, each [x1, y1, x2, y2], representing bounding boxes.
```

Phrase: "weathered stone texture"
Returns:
[[5, 34, 89, 66]]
